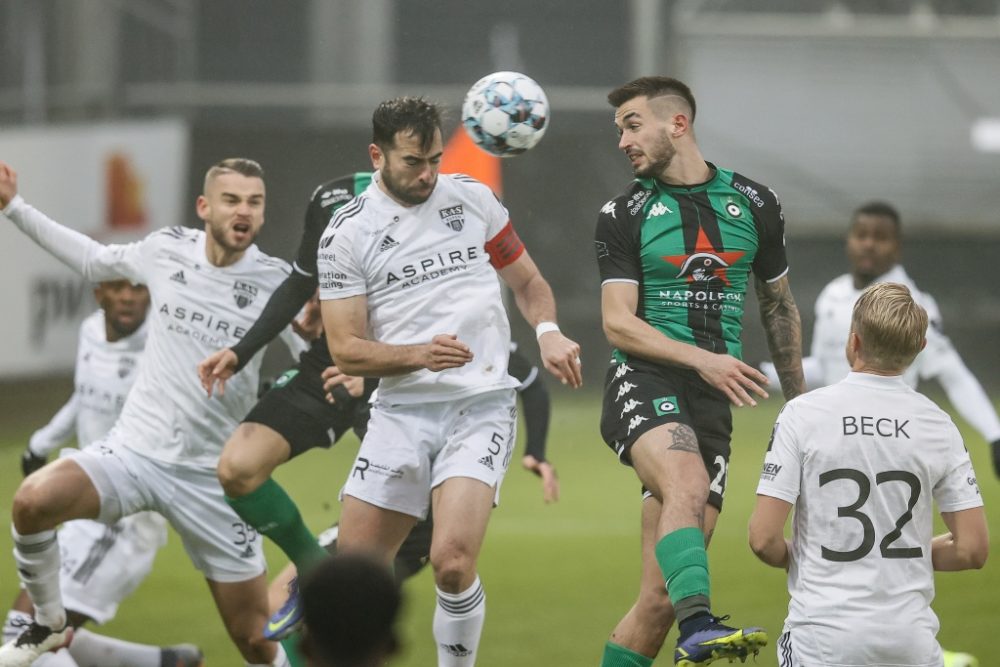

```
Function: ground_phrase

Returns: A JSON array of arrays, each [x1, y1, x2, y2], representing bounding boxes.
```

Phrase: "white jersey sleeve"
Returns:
[[755, 405, 802, 504], [933, 421, 984, 512], [3, 195, 147, 283], [28, 394, 80, 456]]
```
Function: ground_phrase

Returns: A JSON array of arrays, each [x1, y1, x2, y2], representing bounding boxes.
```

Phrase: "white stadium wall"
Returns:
[[0, 120, 189, 376]]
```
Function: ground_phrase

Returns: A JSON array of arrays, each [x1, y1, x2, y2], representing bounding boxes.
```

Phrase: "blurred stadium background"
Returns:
[[0, 1, 998, 665]]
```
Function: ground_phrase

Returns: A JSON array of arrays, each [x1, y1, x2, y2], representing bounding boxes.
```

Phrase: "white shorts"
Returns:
[[777, 628, 944, 666], [342, 389, 517, 519], [57, 512, 167, 624], [66, 440, 266, 582]]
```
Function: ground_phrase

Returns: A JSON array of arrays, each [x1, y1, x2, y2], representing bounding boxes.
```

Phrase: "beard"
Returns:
[[208, 219, 255, 253], [381, 165, 435, 206], [633, 132, 677, 178]]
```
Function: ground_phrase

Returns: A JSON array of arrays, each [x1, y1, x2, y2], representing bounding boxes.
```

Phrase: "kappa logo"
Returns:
[[478, 454, 495, 471], [232, 281, 258, 309], [627, 414, 649, 435], [620, 398, 641, 419], [378, 235, 399, 252], [648, 202, 673, 217], [653, 396, 679, 416], [439, 204, 465, 232], [614, 363, 634, 379], [615, 381, 638, 401], [169, 270, 186, 285], [600, 200, 617, 218]]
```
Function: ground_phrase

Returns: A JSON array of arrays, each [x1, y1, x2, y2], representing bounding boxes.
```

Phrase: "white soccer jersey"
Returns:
[[317, 173, 519, 404], [810, 264, 1000, 442], [4, 195, 293, 468], [757, 372, 983, 666], [811, 266, 944, 387], [29, 310, 147, 456]]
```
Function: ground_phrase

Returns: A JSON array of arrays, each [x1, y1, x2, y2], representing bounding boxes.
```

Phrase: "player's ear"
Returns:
[[369, 143, 383, 169], [195, 194, 209, 221]]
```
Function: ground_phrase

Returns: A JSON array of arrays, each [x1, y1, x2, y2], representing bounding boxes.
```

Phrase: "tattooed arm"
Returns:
[[755, 275, 805, 400]]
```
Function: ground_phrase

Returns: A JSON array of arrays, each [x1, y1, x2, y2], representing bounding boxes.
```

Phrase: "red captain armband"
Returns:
[[485, 221, 526, 269]]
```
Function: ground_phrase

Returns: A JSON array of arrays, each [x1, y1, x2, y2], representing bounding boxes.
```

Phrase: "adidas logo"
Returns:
[[239, 544, 256, 559], [169, 270, 186, 284], [477, 455, 494, 471], [378, 235, 399, 252], [440, 643, 472, 658]]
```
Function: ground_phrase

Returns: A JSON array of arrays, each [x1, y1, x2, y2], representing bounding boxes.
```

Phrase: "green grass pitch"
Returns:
[[0, 389, 996, 665]]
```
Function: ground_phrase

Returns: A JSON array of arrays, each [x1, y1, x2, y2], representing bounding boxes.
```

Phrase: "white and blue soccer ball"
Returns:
[[461, 71, 550, 157]]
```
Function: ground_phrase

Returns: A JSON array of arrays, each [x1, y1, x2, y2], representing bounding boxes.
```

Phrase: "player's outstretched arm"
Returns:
[[754, 275, 805, 400], [23, 394, 80, 474], [602, 282, 769, 407], [748, 494, 793, 569], [926, 342, 1000, 460], [933, 508, 989, 571], [0, 161, 142, 283], [320, 295, 473, 376], [497, 252, 582, 388]]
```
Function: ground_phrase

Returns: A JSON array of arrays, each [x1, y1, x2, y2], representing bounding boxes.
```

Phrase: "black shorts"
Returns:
[[600, 357, 732, 510], [243, 363, 373, 459]]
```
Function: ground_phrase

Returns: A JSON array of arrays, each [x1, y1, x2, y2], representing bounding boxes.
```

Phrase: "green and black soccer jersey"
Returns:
[[594, 163, 788, 360], [230, 172, 372, 373]]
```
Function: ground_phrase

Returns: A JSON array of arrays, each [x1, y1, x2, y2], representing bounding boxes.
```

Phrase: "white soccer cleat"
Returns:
[[0, 622, 73, 667]]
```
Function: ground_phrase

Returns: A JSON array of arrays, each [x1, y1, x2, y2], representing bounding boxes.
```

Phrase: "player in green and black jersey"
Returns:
[[594, 76, 805, 667]]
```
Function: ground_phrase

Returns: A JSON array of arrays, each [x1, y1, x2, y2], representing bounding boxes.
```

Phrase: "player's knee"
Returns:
[[217, 450, 261, 497], [11, 478, 56, 532], [430, 549, 476, 592]]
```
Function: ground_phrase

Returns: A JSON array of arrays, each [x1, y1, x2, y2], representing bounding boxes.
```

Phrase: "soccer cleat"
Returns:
[[264, 576, 303, 641], [0, 622, 73, 667], [674, 615, 767, 666], [942, 649, 979, 667], [160, 643, 205, 667]]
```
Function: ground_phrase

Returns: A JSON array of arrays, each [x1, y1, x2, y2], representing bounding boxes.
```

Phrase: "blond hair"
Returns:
[[203, 158, 264, 192], [851, 282, 927, 371]]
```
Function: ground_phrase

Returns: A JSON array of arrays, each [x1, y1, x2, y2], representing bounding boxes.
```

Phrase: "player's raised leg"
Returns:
[[0, 460, 102, 666]]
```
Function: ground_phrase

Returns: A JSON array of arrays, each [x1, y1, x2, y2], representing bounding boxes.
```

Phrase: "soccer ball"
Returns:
[[461, 71, 550, 157]]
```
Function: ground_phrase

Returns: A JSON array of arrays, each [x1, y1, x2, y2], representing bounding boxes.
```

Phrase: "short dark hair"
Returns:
[[372, 96, 443, 152], [607, 76, 697, 122], [852, 201, 901, 233], [300, 554, 401, 667], [203, 158, 264, 191]]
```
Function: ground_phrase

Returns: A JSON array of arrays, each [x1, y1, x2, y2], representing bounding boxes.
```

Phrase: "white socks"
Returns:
[[246, 642, 290, 667], [11, 528, 65, 630], [433, 576, 486, 667], [67, 629, 161, 667]]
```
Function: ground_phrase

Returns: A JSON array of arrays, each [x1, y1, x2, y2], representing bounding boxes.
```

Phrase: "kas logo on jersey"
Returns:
[[232, 281, 258, 309], [439, 205, 465, 232]]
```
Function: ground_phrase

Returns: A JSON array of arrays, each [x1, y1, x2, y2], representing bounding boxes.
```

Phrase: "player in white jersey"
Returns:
[[0, 159, 297, 667], [316, 97, 582, 666], [749, 282, 988, 666], [761, 202, 1000, 480], [7, 281, 203, 667]]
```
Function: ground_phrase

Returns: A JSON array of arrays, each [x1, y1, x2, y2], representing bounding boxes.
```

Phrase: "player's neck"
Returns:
[[658, 150, 712, 187], [203, 236, 247, 268]]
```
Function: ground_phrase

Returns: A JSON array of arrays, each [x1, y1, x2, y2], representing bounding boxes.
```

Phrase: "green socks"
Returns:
[[654, 526, 710, 606], [281, 634, 304, 667], [225, 477, 327, 571], [600, 641, 654, 667]]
